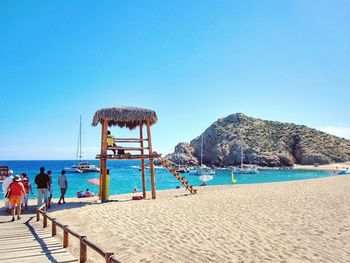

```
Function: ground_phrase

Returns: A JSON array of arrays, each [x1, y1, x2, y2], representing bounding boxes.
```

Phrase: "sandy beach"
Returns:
[[38, 174, 350, 263], [294, 162, 350, 172]]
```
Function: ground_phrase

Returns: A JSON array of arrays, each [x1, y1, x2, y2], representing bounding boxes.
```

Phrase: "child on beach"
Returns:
[[8, 175, 25, 221], [21, 172, 33, 210]]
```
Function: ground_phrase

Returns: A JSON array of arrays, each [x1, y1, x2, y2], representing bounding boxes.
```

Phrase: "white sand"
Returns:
[[47, 175, 350, 263], [294, 161, 350, 171]]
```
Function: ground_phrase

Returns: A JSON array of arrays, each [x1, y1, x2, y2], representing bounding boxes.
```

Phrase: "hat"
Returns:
[[8, 170, 14, 175], [13, 175, 22, 182]]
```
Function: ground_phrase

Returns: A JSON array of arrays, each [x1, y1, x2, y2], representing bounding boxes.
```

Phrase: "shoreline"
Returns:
[[293, 161, 350, 172]]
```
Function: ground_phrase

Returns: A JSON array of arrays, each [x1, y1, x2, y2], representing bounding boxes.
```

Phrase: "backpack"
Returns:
[[22, 179, 30, 191]]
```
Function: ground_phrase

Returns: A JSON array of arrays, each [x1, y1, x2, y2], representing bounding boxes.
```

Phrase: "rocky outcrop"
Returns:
[[164, 142, 199, 166], [166, 113, 350, 167]]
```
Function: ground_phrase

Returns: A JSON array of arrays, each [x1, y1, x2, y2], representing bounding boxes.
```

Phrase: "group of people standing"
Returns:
[[2, 167, 68, 221]]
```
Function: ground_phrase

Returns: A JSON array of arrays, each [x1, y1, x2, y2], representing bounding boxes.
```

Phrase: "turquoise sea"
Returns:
[[0, 160, 335, 200]]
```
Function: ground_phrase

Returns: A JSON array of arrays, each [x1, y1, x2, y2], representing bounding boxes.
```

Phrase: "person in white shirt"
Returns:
[[58, 170, 68, 204], [2, 170, 14, 211]]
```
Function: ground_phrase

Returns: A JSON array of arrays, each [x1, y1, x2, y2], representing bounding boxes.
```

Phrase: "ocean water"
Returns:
[[0, 160, 335, 200]]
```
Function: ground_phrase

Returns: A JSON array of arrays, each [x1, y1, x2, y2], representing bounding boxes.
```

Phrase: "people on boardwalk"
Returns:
[[47, 170, 53, 208], [8, 175, 25, 221], [2, 170, 14, 212], [21, 172, 33, 210], [35, 167, 50, 207], [107, 130, 117, 155], [58, 170, 68, 204]]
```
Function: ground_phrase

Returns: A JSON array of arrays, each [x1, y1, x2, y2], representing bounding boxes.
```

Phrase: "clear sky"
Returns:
[[1, 0, 349, 160]]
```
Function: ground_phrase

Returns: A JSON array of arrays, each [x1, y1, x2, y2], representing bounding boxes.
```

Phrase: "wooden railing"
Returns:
[[114, 138, 148, 142], [36, 204, 121, 263]]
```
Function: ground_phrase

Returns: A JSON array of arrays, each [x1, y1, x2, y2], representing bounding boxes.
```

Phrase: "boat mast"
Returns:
[[79, 115, 82, 162]]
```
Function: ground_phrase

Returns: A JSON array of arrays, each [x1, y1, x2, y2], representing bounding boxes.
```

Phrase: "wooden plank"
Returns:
[[63, 229, 69, 248], [80, 236, 87, 263], [82, 238, 106, 257], [107, 147, 149, 151], [109, 255, 122, 263], [36, 208, 40, 222], [100, 119, 108, 203], [114, 138, 148, 142], [140, 125, 146, 199], [43, 214, 47, 228], [65, 226, 81, 239], [146, 120, 156, 199], [95, 153, 161, 160], [52, 221, 57, 237], [0, 214, 78, 262], [105, 252, 114, 263]]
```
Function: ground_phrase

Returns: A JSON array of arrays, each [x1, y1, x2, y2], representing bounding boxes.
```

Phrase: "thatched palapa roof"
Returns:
[[92, 106, 158, 130]]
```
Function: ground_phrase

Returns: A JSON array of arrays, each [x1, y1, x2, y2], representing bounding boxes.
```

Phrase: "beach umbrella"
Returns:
[[87, 178, 100, 185], [199, 174, 213, 183]]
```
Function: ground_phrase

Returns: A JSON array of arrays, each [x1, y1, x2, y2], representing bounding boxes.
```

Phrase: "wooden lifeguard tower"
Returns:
[[93, 106, 197, 203]]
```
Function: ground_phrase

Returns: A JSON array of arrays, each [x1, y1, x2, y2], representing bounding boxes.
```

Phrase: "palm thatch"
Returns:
[[92, 106, 158, 130]]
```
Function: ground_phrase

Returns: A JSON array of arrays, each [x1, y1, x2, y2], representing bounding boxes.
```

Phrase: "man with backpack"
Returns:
[[21, 172, 33, 210]]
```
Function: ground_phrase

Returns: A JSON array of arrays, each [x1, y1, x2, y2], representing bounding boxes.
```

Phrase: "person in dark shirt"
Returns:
[[35, 167, 50, 207]]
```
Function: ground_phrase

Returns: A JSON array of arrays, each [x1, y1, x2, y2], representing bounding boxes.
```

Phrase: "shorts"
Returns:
[[9, 195, 22, 207]]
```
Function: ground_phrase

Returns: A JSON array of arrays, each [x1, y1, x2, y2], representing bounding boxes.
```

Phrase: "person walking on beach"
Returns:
[[21, 172, 33, 210], [47, 170, 53, 208], [2, 170, 14, 212], [34, 167, 50, 207], [58, 170, 68, 204], [8, 175, 25, 221]]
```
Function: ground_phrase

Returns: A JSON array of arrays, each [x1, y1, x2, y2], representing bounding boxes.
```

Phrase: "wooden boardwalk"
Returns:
[[0, 209, 77, 263]]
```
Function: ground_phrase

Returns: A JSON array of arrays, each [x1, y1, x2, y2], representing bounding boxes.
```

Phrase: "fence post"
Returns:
[[80, 236, 87, 263], [51, 220, 56, 236], [63, 227, 69, 248], [43, 213, 47, 228], [36, 208, 40, 222], [105, 252, 114, 263]]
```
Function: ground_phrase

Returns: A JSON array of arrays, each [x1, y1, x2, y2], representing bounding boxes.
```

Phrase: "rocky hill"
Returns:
[[165, 113, 350, 167]]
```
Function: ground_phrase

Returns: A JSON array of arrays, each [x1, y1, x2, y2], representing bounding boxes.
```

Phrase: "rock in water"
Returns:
[[165, 113, 350, 167]]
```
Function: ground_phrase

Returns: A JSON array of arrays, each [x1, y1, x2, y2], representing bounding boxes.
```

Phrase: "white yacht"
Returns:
[[233, 148, 258, 174], [65, 116, 100, 173], [66, 162, 100, 173], [190, 135, 215, 178]]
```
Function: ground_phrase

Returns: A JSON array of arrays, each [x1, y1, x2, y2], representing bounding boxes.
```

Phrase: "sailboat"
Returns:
[[65, 116, 100, 173], [233, 148, 258, 174], [189, 135, 215, 179]]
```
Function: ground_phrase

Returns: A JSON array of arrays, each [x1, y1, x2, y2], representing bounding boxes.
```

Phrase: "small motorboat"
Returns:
[[337, 170, 350, 175]]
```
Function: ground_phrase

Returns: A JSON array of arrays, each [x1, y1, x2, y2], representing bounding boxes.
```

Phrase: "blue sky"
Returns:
[[1, 0, 349, 160]]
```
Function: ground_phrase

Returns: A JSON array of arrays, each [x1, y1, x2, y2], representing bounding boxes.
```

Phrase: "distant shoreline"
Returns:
[[293, 162, 350, 172]]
